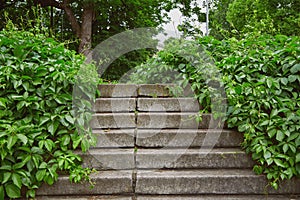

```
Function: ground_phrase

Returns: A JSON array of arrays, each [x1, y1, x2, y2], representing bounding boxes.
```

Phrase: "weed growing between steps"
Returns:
[[128, 33, 300, 189], [0, 27, 97, 199]]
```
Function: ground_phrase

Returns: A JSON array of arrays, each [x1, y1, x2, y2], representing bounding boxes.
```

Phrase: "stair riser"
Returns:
[[136, 130, 242, 148], [37, 171, 133, 196], [137, 113, 221, 129], [92, 113, 222, 129], [136, 171, 300, 195], [77, 149, 253, 170], [98, 84, 193, 98], [94, 98, 136, 113], [136, 195, 300, 200], [94, 98, 200, 113], [136, 150, 254, 169], [78, 150, 135, 170], [137, 98, 200, 112], [91, 113, 136, 129], [34, 195, 300, 200], [93, 129, 135, 148], [35, 196, 132, 200], [98, 84, 138, 98], [92, 129, 242, 148]]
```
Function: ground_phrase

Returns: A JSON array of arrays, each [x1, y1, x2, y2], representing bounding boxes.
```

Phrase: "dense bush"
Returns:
[[128, 33, 300, 189], [215, 34, 300, 189], [127, 39, 225, 118], [0, 28, 97, 198]]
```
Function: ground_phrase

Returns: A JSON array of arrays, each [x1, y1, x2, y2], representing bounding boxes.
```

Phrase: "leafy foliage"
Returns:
[[127, 38, 225, 121], [128, 34, 300, 189], [227, 0, 300, 36], [0, 0, 175, 81], [0, 28, 97, 199], [216, 34, 300, 189]]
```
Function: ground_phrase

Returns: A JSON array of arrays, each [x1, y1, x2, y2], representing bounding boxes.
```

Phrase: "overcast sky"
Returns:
[[156, 5, 207, 49]]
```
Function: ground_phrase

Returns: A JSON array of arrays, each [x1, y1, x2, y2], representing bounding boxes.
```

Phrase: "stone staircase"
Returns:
[[36, 84, 300, 200]]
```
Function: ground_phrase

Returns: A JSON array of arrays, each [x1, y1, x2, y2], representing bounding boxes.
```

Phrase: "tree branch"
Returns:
[[33, 0, 81, 37], [61, 0, 81, 38]]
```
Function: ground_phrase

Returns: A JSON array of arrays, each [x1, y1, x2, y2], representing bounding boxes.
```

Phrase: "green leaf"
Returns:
[[274, 159, 286, 168], [44, 175, 55, 185], [296, 136, 300, 147], [296, 153, 300, 163], [39, 116, 50, 126], [65, 115, 74, 124], [16, 101, 26, 110], [234, 85, 242, 94], [5, 183, 21, 198], [81, 138, 90, 152], [48, 121, 59, 135], [61, 135, 70, 146], [0, 165, 11, 170], [0, 98, 6, 108], [288, 75, 297, 82], [270, 109, 278, 118], [264, 151, 271, 159], [45, 139, 54, 152], [290, 64, 300, 74], [0, 185, 4, 200], [276, 130, 285, 142], [267, 129, 277, 138], [271, 182, 278, 190], [36, 169, 46, 182], [289, 144, 296, 153], [7, 135, 18, 150], [280, 77, 288, 85], [2, 172, 11, 184], [283, 144, 289, 153], [12, 173, 22, 189], [266, 79, 272, 88], [16, 134, 28, 145]]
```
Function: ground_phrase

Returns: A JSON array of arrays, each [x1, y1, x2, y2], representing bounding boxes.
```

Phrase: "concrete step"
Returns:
[[136, 148, 254, 169], [91, 113, 136, 129], [137, 84, 175, 97], [98, 84, 138, 97], [137, 98, 200, 112], [98, 84, 193, 98], [136, 195, 300, 200], [137, 113, 222, 129], [77, 148, 253, 170], [136, 129, 241, 148], [33, 195, 300, 200], [136, 169, 300, 195], [94, 98, 136, 113], [92, 113, 222, 129], [34, 196, 132, 200], [78, 149, 135, 170], [93, 129, 135, 148], [37, 171, 133, 196]]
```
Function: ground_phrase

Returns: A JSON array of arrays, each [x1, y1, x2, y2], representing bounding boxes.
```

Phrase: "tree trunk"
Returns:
[[33, 0, 94, 55], [78, 3, 94, 55]]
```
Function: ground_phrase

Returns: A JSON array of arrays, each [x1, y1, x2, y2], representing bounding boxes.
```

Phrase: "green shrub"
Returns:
[[127, 39, 225, 118], [128, 33, 300, 189], [217, 34, 300, 189], [0, 28, 97, 199]]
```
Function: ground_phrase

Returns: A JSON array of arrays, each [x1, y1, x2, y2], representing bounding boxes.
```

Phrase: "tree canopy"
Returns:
[[208, 0, 300, 39]]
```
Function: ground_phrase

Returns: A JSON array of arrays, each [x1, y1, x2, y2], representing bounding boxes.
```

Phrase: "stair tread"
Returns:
[[35, 196, 132, 200], [137, 169, 258, 177], [136, 195, 300, 200], [136, 148, 246, 153], [136, 169, 300, 194], [37, 170, 133, 195]]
